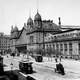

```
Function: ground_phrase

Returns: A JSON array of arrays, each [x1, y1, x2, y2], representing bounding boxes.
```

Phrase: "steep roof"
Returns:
[[42, 20, 60, 31], [34, 12, 42, 21], [61, 25, 80, 29], [11, 20, 61, 39], [27, 17, 33, 25]]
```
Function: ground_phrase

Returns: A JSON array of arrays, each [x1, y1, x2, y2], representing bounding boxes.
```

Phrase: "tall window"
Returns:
[[64, 43, 67, 51], [49, 44, 51, 48], [69, 42, 72, 55], [46, 44, 48, 49], [78, 43, 80, 54], [60, 43, 63, 51], [53, 44, 55, 50], [56, 43, 59, 50], [78, 43, 80, 50], [69, 43, 72, 51], [30, 36, 34, 43]]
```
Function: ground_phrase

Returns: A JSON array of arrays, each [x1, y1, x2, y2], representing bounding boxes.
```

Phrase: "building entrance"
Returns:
[[16, 46, 27, 53]]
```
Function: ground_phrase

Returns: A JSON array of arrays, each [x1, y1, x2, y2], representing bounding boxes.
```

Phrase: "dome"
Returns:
[[34, 12, 42, 21], [13, 26, 18, 32], [27, 17, 33, 25]]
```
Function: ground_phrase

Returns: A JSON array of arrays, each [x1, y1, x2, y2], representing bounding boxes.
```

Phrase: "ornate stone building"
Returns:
[[10, 12, 61, 54], [45, 28, 80, 59], [10, 11, 80, 59], [0, 33, 11, 54]]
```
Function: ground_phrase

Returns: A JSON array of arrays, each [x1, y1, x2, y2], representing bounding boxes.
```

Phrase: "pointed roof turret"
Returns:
[[58, 17, 61, 26], [13, 25, 18, 32], [27, 17, 33, 25], [34, 11, 42, 21], [27, 9, 33, 25], [11, 25, 14, 33]]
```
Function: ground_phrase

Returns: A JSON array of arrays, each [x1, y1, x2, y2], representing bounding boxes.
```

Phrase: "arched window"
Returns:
[[69, 42, 72, 55], [60, 43, 63, 51], [53, 44, 55, 49], [64, 43, 67, 51]]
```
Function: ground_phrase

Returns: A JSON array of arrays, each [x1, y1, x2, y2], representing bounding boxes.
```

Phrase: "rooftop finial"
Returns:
[[11, 25, 13, 30], [37, 0, 39, 13], [37, 9, 38, 13], [58, 17, 61, 26]]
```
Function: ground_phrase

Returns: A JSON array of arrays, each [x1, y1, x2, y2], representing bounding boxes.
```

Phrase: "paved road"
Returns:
[[29, 62, 80, 80], [2, 55, 80, 80]]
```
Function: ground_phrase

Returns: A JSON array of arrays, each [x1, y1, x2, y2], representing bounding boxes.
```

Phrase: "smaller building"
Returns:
[[0, 33, 11, 55], [45, 29, 80, 59]]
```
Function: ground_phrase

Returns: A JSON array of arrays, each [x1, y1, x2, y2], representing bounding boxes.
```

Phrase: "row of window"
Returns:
[[0, 43, 10, 45], [0, 44, 10, 47], [0, 41, 9, 43], [46, 42, 73, 52], [29, 34, 43, 44], [1, 39, 10, 41], [46, 32, 80, 42], [0, 46, 10, 49]]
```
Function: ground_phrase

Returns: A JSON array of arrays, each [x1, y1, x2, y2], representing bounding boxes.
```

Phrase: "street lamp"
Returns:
[[10, 62, 13, 71], [43, 28, 45, 56], [26, 45, 29, 61]]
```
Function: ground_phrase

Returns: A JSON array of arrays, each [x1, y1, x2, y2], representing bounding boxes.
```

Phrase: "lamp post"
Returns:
[[11, 62, 13, 71], [43, 28, 45, 56], [26, 45, 29, 61]]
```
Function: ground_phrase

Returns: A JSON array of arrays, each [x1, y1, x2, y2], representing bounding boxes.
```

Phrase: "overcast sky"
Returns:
[[0, 0, 80, 35]]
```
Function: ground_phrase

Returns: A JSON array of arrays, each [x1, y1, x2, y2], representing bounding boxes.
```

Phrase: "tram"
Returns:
[[19, 60, 33, 74]]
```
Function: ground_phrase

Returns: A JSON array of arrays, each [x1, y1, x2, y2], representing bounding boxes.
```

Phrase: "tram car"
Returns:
[[19, 60, 33, 74]]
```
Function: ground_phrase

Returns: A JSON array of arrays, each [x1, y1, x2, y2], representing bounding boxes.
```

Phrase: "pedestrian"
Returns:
[[55, 56, 57, 62], [10, 62, 13, 71]]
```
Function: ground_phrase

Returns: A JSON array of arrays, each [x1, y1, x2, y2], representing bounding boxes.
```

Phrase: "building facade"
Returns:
[[10, 12, 61, 54], [10, 12, 80, 59], [45, 29, 80, 59], [0, 33, 11, 54]]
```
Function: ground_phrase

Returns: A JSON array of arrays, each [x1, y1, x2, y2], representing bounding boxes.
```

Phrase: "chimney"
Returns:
[[58, 17, 61, 26]]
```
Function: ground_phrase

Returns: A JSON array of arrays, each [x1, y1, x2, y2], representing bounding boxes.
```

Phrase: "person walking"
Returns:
[[55, 56, 57, 62]]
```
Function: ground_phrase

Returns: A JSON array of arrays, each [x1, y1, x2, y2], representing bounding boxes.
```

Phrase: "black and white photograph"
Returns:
[[0, 0, 80, 80]]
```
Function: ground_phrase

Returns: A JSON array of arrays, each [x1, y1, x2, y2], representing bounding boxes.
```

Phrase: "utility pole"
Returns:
[[43, 28, 45, 56]]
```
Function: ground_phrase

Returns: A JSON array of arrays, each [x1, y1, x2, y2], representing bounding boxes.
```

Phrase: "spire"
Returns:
[[58, 17, 61, 26], [29, 9, 31, 18], [37, 0, 39, 13], [11, 25, 14, 33], [11, 25, 13, 30], [37, 9, 38, 13], [27, 10, 33, 25]]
